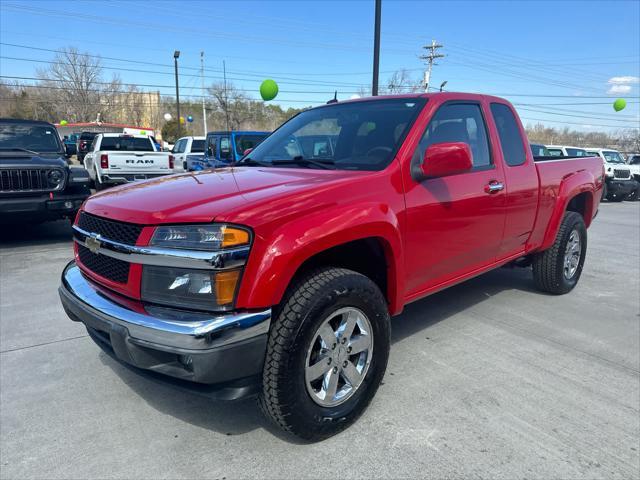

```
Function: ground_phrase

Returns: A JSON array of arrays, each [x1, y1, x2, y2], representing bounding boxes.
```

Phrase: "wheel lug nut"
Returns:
[[341, 338, 347, 344], [347, 346, 352, 353], [342, 361, 348, 368], [332, 343, 337, 350], [327, 358, 332, 364], [333, 366, 338, 373]]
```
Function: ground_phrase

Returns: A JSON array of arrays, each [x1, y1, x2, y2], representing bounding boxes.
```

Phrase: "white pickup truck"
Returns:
[[84, 134, 174, 190], [171, 136, 205, 172]]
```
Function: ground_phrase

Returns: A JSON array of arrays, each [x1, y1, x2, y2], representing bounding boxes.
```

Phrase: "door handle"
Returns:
[[484, 181, 504, 194]]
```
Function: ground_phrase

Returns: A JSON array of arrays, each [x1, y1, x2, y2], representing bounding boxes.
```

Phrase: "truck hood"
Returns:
[[83, 166, 364, 225], [0, 153, 67, 167]]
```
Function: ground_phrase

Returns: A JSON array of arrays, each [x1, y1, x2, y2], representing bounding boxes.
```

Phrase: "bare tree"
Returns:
[[36, 47, 122, 122], [207, 82, 252, 130], [386, 69, 422, 94]]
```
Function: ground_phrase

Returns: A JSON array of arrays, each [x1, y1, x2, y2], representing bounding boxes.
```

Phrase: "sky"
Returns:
[[1, 0, 639, 132]]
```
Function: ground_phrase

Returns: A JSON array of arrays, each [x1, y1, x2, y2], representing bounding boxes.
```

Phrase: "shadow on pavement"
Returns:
[[0, 219, 73, 249], [97, 263, 540, 443]]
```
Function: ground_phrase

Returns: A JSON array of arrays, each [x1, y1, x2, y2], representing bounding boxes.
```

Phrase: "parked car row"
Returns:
[[530, 143, 639, 202]]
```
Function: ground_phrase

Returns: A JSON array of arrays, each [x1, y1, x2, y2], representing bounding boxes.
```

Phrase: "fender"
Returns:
[[539, 169, 596, 251], [235, 202, 404, 314]]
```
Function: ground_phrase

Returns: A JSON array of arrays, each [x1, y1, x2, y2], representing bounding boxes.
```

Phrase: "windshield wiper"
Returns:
[[236, 157, 273, 167], [271, 156, 336, 170], [0, 147, 40, 155]]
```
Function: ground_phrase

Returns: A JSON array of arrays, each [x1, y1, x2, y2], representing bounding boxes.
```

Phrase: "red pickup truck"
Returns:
[[59, 93, 604, 440]]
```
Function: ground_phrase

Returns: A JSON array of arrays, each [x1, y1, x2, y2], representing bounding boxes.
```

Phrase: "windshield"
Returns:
[[100, 136, 154, 152], [244, 98, 425, 170], [603, 151, 624, 163], [565, 148, 587, 156], [0, 123, 62, 153], [191, 139, 205, 153], [235, 134, 268, 156]]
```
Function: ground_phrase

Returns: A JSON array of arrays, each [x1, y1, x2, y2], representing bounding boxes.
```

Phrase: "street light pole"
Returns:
[[372, 0, 381, 96], [173, 50, 181, 135]]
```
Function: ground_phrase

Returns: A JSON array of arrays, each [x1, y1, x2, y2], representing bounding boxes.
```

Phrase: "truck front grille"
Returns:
[[613, 169, 631, 179], [0, 168, 64, 193], [77, 212, 143, 246], [77, 244, 130, 284]]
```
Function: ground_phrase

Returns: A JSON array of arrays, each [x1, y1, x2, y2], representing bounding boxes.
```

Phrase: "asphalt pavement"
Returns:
[[1, 202, 639, 479]]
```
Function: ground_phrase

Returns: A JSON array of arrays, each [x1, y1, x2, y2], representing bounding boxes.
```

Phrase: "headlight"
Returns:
[[143, 224, 250, 311], [150, 224, 250, 250], [47, 169, 64, 187], [141, 266, 241, 311]]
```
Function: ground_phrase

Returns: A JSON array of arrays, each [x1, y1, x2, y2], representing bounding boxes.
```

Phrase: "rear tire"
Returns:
[[259, 267, 390, 441], [532, 211, 587, 294]]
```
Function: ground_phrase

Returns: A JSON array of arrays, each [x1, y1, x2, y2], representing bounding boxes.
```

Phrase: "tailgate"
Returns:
[[103, 152, 170, 171]]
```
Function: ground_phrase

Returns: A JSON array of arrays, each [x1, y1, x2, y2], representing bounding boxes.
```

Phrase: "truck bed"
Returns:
[[530, 155, 603, 250]]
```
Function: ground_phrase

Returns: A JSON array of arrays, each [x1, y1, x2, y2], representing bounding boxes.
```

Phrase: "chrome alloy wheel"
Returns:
[[304, 307, 373, 407], [563, 229, 581, 279]]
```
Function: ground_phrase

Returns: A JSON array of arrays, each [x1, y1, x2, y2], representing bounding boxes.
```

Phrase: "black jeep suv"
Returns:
[[0, 119, 91, 224]]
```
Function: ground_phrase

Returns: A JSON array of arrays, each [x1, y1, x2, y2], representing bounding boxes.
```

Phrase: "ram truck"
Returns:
[[84, 133, 174, 190], [1, 118, 91, 223], [59, 93, 603, 441]]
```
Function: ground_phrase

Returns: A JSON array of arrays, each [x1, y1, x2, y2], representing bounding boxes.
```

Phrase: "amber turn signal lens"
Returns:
[[215, 270, 241, 306], [221, 227, 250, 248]]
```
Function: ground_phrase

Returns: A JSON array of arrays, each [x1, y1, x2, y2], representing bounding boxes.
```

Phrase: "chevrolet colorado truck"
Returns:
[[59, 93, 603, 441], [84, 133, 174, 190], [0, 118, 91, 224]]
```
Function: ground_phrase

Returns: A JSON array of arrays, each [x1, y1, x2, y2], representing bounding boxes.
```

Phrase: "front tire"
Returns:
[[532, 211, 587, 294], [259, 267, 390, 441]]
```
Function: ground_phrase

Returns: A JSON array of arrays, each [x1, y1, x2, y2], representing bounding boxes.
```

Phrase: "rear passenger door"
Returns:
[[403, 101, 507, 295], [488, 102, 539, 259]]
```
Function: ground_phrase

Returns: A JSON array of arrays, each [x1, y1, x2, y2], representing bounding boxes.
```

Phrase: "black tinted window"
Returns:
[[417, 103, 491, 168], [191, 140, 205, 153], [100, 136, 154, 151], [490, 103, 526, 166]]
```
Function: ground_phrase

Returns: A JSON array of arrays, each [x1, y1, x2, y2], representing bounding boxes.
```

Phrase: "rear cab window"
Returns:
[[99, 136, 154, 152], [490, 103, 527, 166]]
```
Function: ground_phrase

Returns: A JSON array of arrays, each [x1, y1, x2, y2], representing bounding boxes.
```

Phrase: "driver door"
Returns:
[[403, 101, 506, 297]]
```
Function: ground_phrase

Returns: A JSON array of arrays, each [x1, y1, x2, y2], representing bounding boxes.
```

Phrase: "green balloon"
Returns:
[[613, 98, 626, 112], [60, 120, 68, 126], [260, 79, 278, 101]]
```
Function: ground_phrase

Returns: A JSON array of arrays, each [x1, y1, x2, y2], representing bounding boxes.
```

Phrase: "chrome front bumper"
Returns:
[[59, 262, 271, 390]]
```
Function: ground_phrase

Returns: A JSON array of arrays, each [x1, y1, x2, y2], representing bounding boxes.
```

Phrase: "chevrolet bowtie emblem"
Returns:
[[85, 234, 102, 254]]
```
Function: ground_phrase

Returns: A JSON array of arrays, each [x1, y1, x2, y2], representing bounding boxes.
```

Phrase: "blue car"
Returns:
[[186, 130, 269, 171]]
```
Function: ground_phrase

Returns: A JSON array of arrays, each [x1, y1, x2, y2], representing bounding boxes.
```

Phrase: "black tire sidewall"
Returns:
[[554, 213, 587, 292], [276, 272, 390, 437]]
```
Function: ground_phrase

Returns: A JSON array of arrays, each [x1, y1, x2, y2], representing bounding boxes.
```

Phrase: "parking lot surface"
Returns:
[[1, 202, 639, 479]]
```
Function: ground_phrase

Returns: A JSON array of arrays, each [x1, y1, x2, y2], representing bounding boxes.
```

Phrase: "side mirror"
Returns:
[[243, 147, 253, 156], [421, 142, 473, 178]]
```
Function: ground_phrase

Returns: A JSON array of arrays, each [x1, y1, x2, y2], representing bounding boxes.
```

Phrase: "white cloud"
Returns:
[[608, 76, 640, 85], [607, 84, 632, 94]]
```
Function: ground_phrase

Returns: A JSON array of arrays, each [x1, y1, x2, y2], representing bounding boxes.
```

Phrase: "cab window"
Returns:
[[490, 103, 526, 166], [414, 102, 492, 172], [220, 137, 231, 160]]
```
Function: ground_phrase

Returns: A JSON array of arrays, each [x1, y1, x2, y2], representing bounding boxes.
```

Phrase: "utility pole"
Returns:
[[372, 0, 382, 96], [420, 40, 444, 92], [223, 60, 230, 132], [200, 51, 207, 136], [173, 50, 181, 135]]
